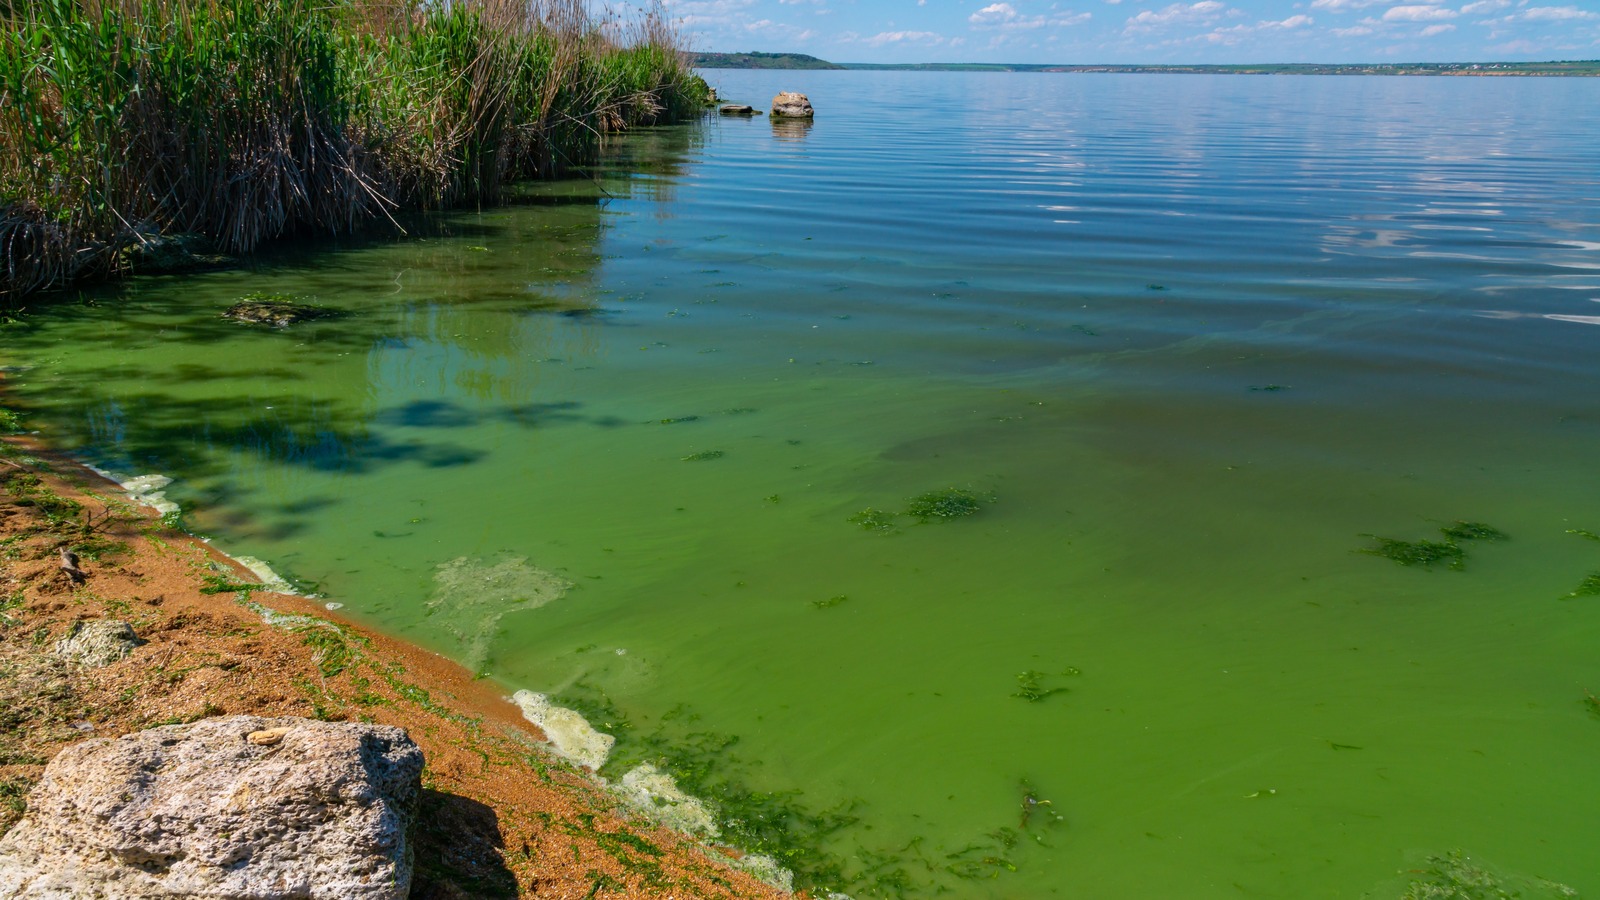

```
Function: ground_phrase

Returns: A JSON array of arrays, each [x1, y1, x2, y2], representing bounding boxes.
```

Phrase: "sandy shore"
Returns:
[[0, 429, 794, 899]]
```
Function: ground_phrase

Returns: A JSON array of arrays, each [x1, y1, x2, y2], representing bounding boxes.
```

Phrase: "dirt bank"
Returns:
[[0, 433, 792, 900]]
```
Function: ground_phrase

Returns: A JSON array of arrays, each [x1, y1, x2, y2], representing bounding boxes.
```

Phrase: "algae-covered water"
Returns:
[[6, 72, 1600, 896]]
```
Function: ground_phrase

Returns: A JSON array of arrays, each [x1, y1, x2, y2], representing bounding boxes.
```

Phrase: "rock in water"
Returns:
[[0, 716, 424, 900], [719, 104, 757, 116], [223, 295, 332, 327], [770, 91, 814, 118]]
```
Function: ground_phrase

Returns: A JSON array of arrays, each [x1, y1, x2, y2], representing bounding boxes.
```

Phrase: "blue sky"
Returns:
[[659, 0, 1600, 63]]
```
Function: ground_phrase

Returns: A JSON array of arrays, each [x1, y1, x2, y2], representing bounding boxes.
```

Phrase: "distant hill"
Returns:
[[689, 52, 843, 70], [691, 54, 1598, 76], [840, 60, 1600, 76]]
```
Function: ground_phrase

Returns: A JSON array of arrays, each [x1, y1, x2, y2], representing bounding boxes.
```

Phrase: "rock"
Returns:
[[246, 727, 291, 746], [719, 104, 758, 116], [52, 619, 141, 668], [0, 716, 424, 900], [223, 294, 334, 327], [770, 91, 814, 118], [124, 232, 234, 274]]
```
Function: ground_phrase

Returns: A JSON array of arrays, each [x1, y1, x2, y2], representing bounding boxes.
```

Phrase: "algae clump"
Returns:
[[848, 508, 896, 532], [1560, 572, 1600, 600], [906, 488, 984, 521], [1438, 521, 1508, 542], [1361, 519, 1507, 572], [1399, 849, 1577, 900], [1362, 537, 1465, 570]]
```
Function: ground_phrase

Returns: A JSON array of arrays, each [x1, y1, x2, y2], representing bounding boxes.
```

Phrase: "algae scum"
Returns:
[[6, 72, 1600, 896]]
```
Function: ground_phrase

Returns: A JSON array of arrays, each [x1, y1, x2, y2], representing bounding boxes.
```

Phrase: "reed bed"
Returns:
[[0, 0, 708, 299]]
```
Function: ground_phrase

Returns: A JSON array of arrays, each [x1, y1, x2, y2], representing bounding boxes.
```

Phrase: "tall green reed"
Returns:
[[0, 0, 708, 300]]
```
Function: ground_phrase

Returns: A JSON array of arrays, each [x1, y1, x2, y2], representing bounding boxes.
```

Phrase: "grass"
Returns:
[[0, 0, 710, 302], [298, 625, 358, 678]]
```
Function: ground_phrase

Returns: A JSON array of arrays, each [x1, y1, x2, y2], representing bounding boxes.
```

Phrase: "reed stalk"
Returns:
[[0, 0, 709, 300]]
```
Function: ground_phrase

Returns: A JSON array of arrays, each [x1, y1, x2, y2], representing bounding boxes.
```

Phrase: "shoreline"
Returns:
[[0, 423, 794, 899]]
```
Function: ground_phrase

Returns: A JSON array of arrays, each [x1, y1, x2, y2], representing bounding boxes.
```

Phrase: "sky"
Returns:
[[657, 0, 1600, 64]]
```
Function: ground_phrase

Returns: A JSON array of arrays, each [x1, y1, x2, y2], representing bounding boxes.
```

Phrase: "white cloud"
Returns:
[[864, 29, 946, 45], [970, 2, 1022, 25], [1309, 0, 1388, 11], [1520, 5, 1598, 19], [969, 2, 1092, 29], [1419, 22, 1457, 33], [1458, 0, 1510, 13], [663, 0, 754, 14], [1264, 14, 1314, 27], [1125, 0, 1229, 31], [1333, 23, 1375, 33], [1382, 4, 1458, 20]]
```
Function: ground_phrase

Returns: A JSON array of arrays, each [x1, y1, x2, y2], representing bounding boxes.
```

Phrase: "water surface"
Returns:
[[6, 72, 1600, 897]]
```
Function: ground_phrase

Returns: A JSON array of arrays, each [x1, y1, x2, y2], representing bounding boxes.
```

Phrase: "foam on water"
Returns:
[[510, 690, 614, 771]]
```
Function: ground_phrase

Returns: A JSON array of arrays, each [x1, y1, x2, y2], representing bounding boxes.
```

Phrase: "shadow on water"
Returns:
[[0, 121, 707, 396], [0, 126, 710, 542]]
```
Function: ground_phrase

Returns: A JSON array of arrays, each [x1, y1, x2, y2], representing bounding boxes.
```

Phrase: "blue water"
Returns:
[[5, 71, 1600, 897]]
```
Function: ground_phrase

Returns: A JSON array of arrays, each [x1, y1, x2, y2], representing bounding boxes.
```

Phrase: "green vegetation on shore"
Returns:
[[0, 0, 709, 301]]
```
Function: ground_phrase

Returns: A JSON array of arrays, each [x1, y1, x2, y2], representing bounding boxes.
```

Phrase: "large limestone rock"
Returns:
[[770, 91, 814, 118], [0, 716, 424, 900]]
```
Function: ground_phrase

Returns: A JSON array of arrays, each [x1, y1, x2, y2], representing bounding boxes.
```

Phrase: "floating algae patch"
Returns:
[[1397, 849, 1578, 900], [848, 508, 897, 532], [428, 556, 572, 671], [1438, 521, 1508, 543], [681, 449, 724, 461], [1361, 520, 1507, 572], [905, 488, 986, 522], [1559, 572, 1600, 600], [1362, 537, 1465, 570], [1012, 667, 1080, 702]]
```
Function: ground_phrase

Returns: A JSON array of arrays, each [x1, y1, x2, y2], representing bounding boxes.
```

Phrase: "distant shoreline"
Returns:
[[690, 52, 1600, 76]]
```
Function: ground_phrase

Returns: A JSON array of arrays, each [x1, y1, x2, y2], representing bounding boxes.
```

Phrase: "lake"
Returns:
[[4, 70, 1600, 897]]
